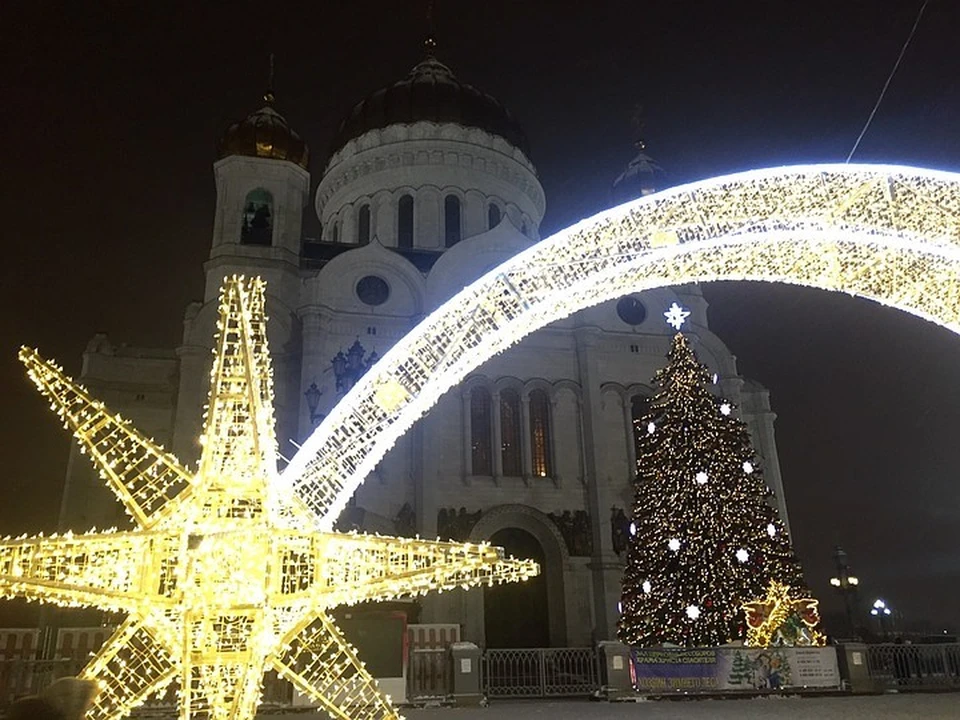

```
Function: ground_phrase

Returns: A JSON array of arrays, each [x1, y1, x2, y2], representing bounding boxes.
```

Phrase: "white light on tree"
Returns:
[[736, 548, 750, 563], [767, 523, 777, 537], [720, 403, 732, 416], [642, 580, 652, 594], [686, 605, 701, 620], [6, 277, 537, 720], [629, 522, 637, 536], [647, 421, 656, 434], [668, 538, 681, 552], [695, 471, 709, 485], [743, 461, 754, 474]]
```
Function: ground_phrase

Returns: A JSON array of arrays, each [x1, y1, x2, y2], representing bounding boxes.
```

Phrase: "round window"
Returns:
[[616, 296, 647, 325], [356, 275, 390, 306]]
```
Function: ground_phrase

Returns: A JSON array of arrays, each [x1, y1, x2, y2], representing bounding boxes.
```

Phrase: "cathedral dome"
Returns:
[[218, 95, 309, 169], [329, 54, 530, 157]]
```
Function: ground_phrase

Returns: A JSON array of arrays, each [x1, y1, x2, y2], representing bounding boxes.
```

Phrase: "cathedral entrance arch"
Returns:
[[285, 163, 960, 529], [467, 505, 568, 648]]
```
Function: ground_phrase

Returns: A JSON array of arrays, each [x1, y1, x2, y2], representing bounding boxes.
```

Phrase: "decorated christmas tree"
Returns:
[[617, 303, 808, 647]]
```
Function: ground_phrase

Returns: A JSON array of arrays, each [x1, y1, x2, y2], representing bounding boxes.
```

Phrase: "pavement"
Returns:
[[258, 695, 960, 719]]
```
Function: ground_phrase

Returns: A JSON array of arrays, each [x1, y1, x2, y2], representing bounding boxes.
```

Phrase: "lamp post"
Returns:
[[870, 598, 893, 639], [829, 545, 860, 635], [303, 382, 324, 426]]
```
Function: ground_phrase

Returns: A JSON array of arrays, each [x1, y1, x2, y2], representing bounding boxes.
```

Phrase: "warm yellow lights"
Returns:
[[4, 276, 537, 720], [743, 580, 825, 648]]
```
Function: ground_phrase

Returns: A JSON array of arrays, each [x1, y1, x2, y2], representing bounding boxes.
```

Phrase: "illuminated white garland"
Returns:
[[285, 164, 960, 529]]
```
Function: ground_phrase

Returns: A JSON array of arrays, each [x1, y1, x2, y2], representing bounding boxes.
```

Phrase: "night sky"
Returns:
[[3, 1, 960, 632]]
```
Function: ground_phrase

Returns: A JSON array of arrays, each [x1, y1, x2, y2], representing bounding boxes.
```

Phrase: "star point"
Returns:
[[663, 302, 691, 331]]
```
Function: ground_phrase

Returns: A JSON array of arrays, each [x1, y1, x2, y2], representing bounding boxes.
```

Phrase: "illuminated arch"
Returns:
[[284, 164, 960, 528]]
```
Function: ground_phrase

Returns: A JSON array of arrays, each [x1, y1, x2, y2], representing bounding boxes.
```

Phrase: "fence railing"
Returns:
[[483, 648, 599, 698], [866, 643, 960, 690], [408, 648, 450, 701]]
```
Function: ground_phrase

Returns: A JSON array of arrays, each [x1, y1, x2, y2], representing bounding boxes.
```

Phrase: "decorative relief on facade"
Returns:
[[547, 510, 593, 557], [437, 507, 482, 542]]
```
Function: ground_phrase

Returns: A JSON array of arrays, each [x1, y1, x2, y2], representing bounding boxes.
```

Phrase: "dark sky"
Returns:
[[3, 0, 960, 631]]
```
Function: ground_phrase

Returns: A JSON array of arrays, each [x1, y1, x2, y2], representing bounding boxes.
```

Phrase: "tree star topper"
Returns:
[[3, 276, 538, 720], [663, 302, 691, 331]]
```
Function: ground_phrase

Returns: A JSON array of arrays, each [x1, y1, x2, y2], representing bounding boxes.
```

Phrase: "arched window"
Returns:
[[488, 203, 501, 229], [241, 188, 273, 245], [398, 194, 414, 248], [500, 389, 522, 476], [331, 220, 339, 244], [529, 389, 552, 478], [470, 387, 493, 475], [357, 204, 371, 245], [444, 195, 462, 247], [631, 394, 652, 476]]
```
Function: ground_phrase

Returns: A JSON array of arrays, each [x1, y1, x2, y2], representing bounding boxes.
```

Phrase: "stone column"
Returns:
[[492, 390, 503, 480], [574, 327, 621, 641]]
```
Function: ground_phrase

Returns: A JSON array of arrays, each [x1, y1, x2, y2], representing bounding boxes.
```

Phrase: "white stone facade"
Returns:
[[58, 71, 790, 649]]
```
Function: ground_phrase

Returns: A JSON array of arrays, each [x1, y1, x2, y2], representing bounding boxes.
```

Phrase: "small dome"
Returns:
[[218, 96, 309, 169], [329, 54, 530, 158], [611, 141, 666, 205]]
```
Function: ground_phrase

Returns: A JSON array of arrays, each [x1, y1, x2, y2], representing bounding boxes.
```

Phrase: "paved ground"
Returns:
[[260, 695, 960, 719]]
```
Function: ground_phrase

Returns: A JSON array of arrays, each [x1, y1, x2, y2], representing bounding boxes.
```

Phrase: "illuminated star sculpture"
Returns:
[[663, 302, 691, 331], [742, 580, 825, 648], [2, 276, 537, 720]]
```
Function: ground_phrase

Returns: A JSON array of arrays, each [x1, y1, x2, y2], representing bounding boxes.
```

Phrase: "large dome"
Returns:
[[329, 55, 530, 158], [218, 95, 309, 169]]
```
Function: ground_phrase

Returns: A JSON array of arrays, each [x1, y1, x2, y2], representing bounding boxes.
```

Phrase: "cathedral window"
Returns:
[[398, 195, 414, 248], [444, 195, 462, 247], [470, 387, 493, 475], [488, 203, 501, 229], [358, 204, 371, 245], [240, 188, 273, 245], [500, 389, 522, 476], [529, 389, 552, 478], [630, 394, 652, 476]]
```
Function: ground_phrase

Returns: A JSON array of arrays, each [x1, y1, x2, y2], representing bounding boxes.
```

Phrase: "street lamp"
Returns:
[[830, 546, 860, 635], [871, 598, 893, 639], [303, 382, 324, 426]]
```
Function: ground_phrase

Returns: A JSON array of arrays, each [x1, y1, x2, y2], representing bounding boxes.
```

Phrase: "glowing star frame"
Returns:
[[284, 164, 960, 528], [742, 580, 825, 648], [4, 277, 537, 720]]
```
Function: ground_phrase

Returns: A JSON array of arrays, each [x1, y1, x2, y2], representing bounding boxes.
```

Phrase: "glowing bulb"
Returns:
[[629, 522, 636, 536], [647, 421, 655, 434], [736, 548, 749, 563], [720, 403, 731, 416], [642, 580, 652, 594], [766, 523, 776, 537], [695, 471, 708, 485], [668, 538, 681, 552], [686, 605, 701, 620], [743, 461, 754, 474]]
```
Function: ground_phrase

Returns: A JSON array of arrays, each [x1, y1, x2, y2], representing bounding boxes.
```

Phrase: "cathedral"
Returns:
[[59, 46, 789, 649]]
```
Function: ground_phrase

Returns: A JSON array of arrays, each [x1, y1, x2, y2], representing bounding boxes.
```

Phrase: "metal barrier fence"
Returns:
[[866, 643, 960, 690], [483, 648, 599, 698], [409, 648, 450, 701], [0, 659, 84, 707]]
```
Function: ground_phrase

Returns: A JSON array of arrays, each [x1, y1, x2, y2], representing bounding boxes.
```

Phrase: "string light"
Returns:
[[3, 277, 537, 720], [283, 164, 960, 540]]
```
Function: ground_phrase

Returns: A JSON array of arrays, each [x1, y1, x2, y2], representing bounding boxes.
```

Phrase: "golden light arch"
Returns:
[[284, 163, 960, 523]]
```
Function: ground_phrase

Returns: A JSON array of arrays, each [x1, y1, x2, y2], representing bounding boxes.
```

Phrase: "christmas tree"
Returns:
[[617, 303, 807, 647]]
